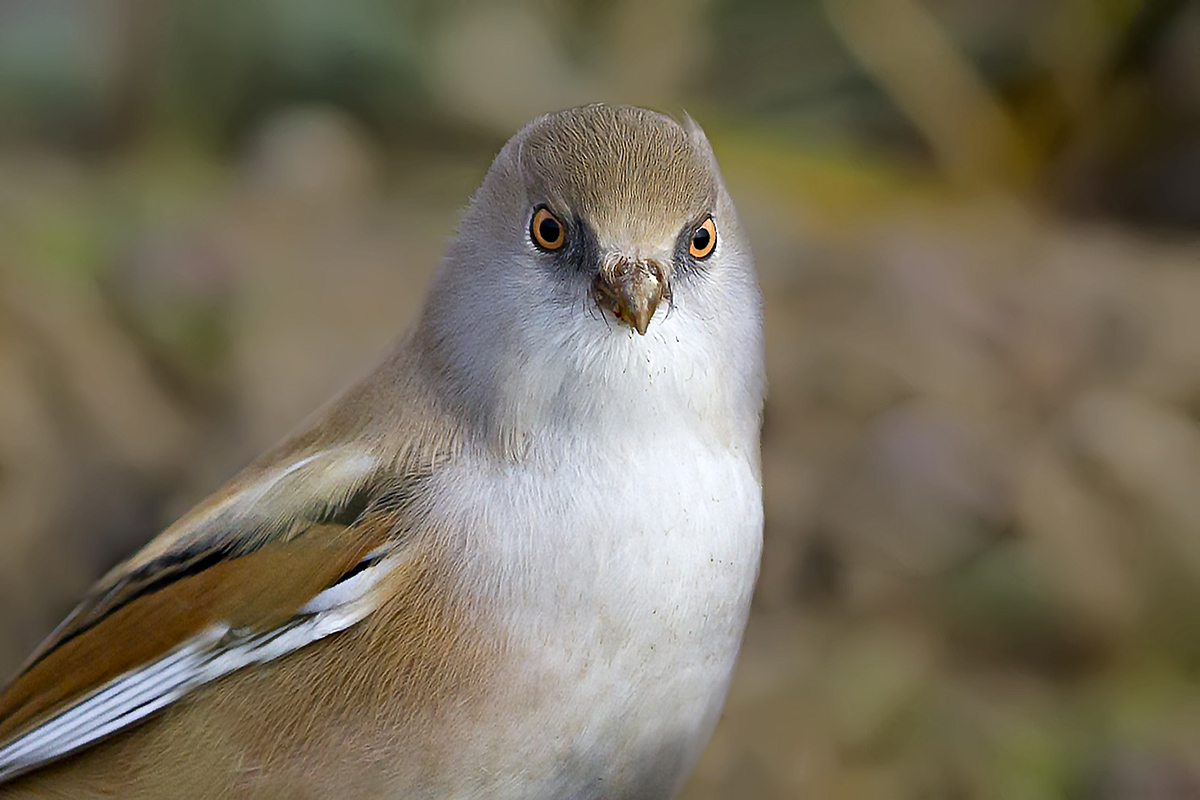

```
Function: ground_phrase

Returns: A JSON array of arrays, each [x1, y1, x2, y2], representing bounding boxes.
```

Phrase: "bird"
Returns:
[[0, 104, 764, 799]]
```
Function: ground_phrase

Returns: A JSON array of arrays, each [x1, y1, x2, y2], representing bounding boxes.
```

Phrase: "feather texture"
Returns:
[[0, 448, 416, 781], [0, 543, 405, 783]]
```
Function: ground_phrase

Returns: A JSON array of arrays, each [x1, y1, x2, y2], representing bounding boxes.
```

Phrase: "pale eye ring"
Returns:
[[689, 216, 716, 259], [530, 207, 566, 251]]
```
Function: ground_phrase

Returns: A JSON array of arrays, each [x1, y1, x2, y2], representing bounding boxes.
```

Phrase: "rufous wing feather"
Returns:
[[0, 448, 417, 783]]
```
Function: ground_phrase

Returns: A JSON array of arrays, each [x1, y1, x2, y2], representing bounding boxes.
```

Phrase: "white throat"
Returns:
[[484, 299, 754, 465]]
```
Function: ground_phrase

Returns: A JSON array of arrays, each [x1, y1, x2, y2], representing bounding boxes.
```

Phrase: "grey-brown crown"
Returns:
[[513, 105, 718, 242]]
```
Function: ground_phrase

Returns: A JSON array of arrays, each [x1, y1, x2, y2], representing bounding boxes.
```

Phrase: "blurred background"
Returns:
[[1, 0, 1200, 796]]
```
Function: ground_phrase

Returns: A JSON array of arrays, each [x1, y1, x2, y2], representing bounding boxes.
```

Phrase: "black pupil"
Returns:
[[539, 216, 561, 243], [693, 226, 711, 251]]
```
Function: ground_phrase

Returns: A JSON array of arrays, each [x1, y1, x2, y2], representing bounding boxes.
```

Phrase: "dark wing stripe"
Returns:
[[22, 545, 236, 674], [0, 549, 396, 787], [16, 477, 398, 677], [318, 481, 375, 528], [325, 548, 387, 589], [0, 522, 399, 770]]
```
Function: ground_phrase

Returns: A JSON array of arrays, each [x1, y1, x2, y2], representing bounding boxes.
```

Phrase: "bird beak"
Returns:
[[592, 257, 666, 336]]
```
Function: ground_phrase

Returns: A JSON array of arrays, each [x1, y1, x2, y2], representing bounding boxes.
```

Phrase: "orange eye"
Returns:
[[689, 216, 716, 259], [530, 207, 566, 251]]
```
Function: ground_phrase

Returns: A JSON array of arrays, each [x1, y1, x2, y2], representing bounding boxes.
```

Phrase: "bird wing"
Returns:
[[0, 445, 421, 784]]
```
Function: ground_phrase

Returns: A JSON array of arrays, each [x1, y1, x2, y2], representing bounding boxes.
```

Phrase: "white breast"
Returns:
[[432, 424, 762, 799]]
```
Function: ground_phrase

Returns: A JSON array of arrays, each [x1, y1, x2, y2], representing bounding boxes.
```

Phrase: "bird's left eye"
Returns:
[[689, 216, 717, 259], [530, 207, 566, 251]]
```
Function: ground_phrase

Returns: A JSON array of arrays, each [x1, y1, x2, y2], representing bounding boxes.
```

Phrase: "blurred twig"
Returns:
[[822, 0, 1036, 190], [1106, 0, 1193, 84]]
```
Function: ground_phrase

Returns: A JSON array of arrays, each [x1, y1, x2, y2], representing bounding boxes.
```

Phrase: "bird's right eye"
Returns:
[[530, 207, 566, 251]]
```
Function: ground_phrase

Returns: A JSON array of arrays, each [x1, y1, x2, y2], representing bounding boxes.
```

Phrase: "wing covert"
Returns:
[[0, 447, 420, 784]]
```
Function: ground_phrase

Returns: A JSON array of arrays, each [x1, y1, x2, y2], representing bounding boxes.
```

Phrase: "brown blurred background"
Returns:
[[2, 0, 1200, 796]]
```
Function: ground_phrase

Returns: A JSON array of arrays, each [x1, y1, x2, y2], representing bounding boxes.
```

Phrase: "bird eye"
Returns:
[[530, 207, 566, 251], [689, 216, 717, 259]]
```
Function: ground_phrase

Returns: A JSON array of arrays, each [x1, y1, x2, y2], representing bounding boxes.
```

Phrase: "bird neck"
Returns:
[[415, 310, 757, 466]]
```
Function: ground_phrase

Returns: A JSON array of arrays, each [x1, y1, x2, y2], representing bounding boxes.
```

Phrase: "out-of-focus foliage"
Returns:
[[1, 0, 1200, 797], [165, 0, 429, 143]]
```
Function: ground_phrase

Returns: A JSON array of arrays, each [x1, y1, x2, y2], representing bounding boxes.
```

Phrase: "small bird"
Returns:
[[0, 104, 764, 799]]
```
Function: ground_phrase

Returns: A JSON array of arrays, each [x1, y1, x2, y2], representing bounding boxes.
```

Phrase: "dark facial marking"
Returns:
[[672, 212, 718, 280]]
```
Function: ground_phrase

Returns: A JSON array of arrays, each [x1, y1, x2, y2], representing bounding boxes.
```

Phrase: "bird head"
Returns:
[[419, 105, 763, 453]]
